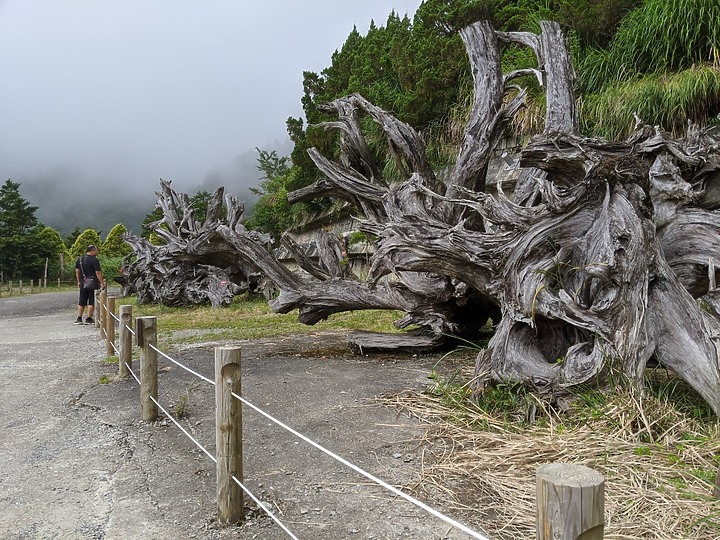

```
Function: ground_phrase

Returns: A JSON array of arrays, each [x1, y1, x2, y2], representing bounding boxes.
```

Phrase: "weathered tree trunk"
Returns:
[[126, 20, 720, 413], [122, 184, 267, 307]]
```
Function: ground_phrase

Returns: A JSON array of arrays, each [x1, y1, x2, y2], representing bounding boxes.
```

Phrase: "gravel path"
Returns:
[[0, 291, 482, 539]]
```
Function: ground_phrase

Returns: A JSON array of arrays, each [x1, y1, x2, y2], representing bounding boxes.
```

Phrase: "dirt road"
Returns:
[[0, 291, 484, 539]]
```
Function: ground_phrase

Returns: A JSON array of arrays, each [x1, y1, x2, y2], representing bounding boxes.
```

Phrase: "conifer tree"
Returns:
[[70, 229, 102, 259], [0, 179, 42, 279], [102, 224, 132, 257], [36, 226, 69, 279]]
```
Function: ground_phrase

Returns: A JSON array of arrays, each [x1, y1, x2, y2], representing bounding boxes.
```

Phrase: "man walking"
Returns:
[[74, 245, 105, 324]]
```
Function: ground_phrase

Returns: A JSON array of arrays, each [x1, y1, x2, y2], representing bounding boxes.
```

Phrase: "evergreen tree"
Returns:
[[65, 227, 83, 250], [273, 0, 717, 234], [70, 229, 102, 259], [102, 224, 133, 257], [246, 149, 295, 237], [189, 191, 213, 224], [141, 206, 163, 239], [36, 226, 69, 279], [0, 179, 42, 279]]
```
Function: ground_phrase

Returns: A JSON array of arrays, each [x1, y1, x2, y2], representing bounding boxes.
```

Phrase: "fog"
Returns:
[[0, 0, 421, 234]]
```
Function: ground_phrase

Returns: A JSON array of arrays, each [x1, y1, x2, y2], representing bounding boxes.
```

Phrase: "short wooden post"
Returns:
[[19, 280, 22, 293], [537, 463, 604, 540], [94, 290, 100, 333], [215, 346, 244, 525], [106, 296, 116, 356], [119, 305, 133, 378], [99, 288, 108, 334], [137, 316, 158, 422]]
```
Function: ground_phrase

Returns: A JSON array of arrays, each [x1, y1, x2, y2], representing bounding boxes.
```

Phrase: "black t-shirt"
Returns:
[[76, 255, 102, 282]]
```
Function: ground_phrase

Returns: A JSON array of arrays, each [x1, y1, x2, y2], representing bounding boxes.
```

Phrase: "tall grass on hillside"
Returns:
[[578, 0, 720, 95], [574, 0, 720, 139], [580, 65, 720, 139]]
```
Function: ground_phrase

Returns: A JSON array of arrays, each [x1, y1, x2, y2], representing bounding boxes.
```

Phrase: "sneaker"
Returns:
[[74, 317, 83, 325], [84, 317, 95, 325]]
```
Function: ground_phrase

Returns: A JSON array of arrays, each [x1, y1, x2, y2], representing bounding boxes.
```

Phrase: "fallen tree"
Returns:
[[126, 20, 720, 413], [122, 184, 267, 307]]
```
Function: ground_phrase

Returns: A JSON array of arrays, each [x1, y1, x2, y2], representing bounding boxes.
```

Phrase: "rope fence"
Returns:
[[94, 292, 608, 540], [0, 278, 82, 296]]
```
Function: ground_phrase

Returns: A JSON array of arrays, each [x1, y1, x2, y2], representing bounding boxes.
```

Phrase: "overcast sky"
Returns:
[[0, 0, 422, 233]]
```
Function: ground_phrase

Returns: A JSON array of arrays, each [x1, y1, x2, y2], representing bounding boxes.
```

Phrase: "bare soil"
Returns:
[[0, 290, 485, 540]]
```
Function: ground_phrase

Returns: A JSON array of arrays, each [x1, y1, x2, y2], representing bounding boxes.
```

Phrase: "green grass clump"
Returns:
[[580, 65, 720, 139], [121, 293, 404, 342]]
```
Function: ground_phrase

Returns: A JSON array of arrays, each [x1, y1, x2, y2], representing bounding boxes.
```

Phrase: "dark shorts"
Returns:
[[78, 286, 95, 306]]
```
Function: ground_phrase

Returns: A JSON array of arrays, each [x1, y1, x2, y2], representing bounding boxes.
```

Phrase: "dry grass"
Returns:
[[381, 366, 720, 539]]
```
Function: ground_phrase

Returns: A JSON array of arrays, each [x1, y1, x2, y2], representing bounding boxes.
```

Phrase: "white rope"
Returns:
[[110, 340, 120, 356], [232, 392, 490, 540], [147, 394, 296, 537], [125, 342, 483, 537], [110, 311, 120, 323], [123, 323, 136, 337], [149, 395, 216, 463], [231, 475, 299, 539], [147, 343, 215, 386], [124, 362, 141, 384]]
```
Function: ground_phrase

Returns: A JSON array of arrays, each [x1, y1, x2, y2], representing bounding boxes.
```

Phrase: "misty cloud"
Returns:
[[0, 1, 421, 235]]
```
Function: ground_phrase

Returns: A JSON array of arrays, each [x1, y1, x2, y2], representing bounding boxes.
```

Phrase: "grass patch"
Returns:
[[121, 293, 404, 343], [0, 283, 76, 299], [174, 388, 190, 419]]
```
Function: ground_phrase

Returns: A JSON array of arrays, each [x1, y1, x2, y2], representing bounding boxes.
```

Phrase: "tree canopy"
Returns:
[[0, 179, 66, 280], [245, 149, 296, 238], [70, 229, 102, 259], [102, 223, 133, 257], [251, 0, 717, 236]]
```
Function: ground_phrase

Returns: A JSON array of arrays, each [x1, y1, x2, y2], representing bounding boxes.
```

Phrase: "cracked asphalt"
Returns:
[[0, 290, 481, 540]]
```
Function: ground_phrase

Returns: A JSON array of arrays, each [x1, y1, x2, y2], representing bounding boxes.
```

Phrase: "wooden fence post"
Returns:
[[94, 290, 100, 332], [536, 463, 604, 540], [215, 346, 244, 525], [99, 288, 107, 334], [119, 305, 133, 378], [106, 296, 116, 357], [137, 316, 158, 422]]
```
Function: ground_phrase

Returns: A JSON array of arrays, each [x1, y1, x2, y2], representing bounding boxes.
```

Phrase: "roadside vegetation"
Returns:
[[391, 368, 720, 538]]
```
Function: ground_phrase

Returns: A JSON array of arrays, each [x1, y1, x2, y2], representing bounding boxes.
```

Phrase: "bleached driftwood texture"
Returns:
[[126, 20, 720, 413]]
